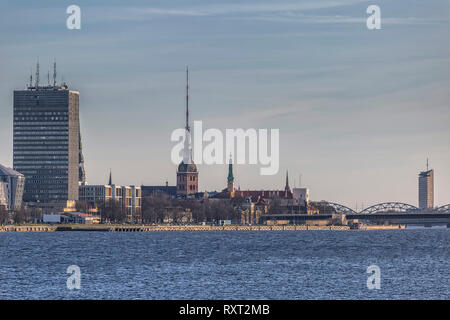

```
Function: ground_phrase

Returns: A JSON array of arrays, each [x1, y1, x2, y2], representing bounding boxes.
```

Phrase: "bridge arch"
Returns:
[[323, 202, 357, 214], [433, 204, 450, 214], [358, 202, 419, 214]]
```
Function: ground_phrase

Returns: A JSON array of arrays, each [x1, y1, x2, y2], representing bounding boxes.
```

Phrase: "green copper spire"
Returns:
[[227, 155, 234, 183]]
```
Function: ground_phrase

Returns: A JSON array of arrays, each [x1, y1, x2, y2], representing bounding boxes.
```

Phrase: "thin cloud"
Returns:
[[125, 1, 368, 17], [226, 13, 450, 26]]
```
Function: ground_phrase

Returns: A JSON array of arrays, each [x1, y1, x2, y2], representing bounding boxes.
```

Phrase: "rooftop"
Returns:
[[0, 164, 24, 177]]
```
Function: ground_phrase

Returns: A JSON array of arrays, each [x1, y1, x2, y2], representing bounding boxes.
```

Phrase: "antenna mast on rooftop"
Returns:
[[53, 59, 57, 86], [35, 60, 40, 88]]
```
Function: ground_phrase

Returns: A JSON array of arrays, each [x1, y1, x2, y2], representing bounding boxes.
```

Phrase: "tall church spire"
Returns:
[[227, 154, 235, 198], [176, 67, 198, 196], [186, 66, 190, 132], [182, 67, 193, 164], [285, 170, 291, 193], [108, 169, 112, 185], [227, 154, 234, 183]]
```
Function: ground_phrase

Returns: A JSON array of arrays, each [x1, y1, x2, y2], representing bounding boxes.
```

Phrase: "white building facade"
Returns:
[[293, 188, 309, 206], [79, 184, 141, 222]]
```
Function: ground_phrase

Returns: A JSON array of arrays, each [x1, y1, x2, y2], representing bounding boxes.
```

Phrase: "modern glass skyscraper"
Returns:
[[13, 65, 85, 205], [418, 166, 434, 210]]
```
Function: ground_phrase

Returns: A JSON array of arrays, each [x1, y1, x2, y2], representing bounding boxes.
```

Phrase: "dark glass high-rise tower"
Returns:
[[13, 64, 85, 204], [418, 159, 434, 210]]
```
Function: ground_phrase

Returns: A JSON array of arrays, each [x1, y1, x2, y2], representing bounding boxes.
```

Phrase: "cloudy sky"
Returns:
[[0, 0, 449, 209]]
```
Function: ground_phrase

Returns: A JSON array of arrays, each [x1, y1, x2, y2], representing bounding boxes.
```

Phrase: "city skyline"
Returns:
[[1, 0, 450, 209]]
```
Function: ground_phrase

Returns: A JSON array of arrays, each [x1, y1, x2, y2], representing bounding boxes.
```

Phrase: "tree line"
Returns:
[[141, 194, 245, 224], [0, 206, 43, 225], [86, 194, 247, 224]]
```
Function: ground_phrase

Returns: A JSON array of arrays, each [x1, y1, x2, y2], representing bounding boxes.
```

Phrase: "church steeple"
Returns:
[[108, 169, 112, 185], [185, 66, 190, 132], [285, 170, 290, 193], [176, 67, 198, 197], [227, 154, 235, 198], [227, 154, 234, 183], [182, 67, 193, 164]]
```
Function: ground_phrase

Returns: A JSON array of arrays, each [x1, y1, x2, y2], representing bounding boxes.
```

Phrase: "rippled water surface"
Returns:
[[0, 229, 449, 299]]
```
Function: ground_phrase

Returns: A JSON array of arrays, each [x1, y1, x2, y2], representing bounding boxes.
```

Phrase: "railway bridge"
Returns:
[[326, 202, 450, 227], [262, 202, 450, 227]]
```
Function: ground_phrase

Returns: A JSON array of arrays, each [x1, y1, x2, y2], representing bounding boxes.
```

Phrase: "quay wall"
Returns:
[[0, 225, 57, 232], [0, 224, 352, 232], [362, 225, 406, 230], [111, 225, 350, 232]]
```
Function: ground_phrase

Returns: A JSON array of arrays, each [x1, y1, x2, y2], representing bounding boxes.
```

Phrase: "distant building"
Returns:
[[0, 164, 25, 211], [176, 68, 199, 196], [419, 160, 434, 210], [212, 161, 297, 223], [142, 182, 177, 198], [43, 213, 61, 224], [79, 174, 142, 223], [13, 62, 85, 210], [213, 160, 293, 201], [293, 188, 309, 206]]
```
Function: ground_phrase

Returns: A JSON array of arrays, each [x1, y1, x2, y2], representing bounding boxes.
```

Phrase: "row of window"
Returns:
[[14, 161, 68, 165], [14, 147, 69, 151], [14, 106, 69, 111], [14, 136, 68, 140], [79, 188, 142, 198], [25, 175, 68, 179], [14, 166, 69, 170], [15, 131, 68, 136], [14, 150, 69, 155], [79, 196, 141, 205], [177, 184, 197, 191], [26, 180, 68, 185], [14, 158, 68, 163], [15, 112, 68, 116], [14, 141, 68, 145], [14, 121, 68, 126], [14, 117, 69, 121], [25, 189, 68, 193], [14, 126, 68, 131], [178, 175, 197, 182]]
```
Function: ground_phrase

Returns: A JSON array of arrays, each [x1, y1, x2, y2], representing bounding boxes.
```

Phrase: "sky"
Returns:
[[0, 0, 449, 210]]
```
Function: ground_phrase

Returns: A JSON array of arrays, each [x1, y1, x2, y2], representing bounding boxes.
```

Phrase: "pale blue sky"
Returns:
[[1, 0, 449, 209]]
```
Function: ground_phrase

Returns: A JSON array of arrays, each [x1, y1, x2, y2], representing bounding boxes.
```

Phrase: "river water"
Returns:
[[0, 228, 448, 299]]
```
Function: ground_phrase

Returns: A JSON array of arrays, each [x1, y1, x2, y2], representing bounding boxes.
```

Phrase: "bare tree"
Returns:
[[75, 200, 90, 213], [99, 199, 126, 223], [0, 206, 9, 225], [12, 208, 27, 224]]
